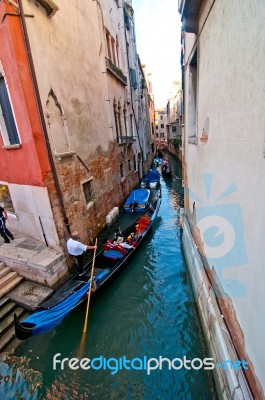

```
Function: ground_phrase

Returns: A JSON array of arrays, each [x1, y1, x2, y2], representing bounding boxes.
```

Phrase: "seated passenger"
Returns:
[[114, 236, 135, 250], [114, 228, 123, 242]]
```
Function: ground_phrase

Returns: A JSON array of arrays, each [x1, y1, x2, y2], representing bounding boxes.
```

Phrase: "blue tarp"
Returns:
[[154, 158, 163, 165], [22, 269, 109, 336], [143, 169, 161, 182], [103, 250, 124, 259], [124, 189, 150, 208]]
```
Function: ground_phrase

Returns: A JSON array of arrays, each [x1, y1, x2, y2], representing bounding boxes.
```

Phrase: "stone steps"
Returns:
[[0, 266, 11, 279], [0, 306, 24, 336], [0, 304, 26, 352], [0, 262, 27, 352], [0, 271, 19, 289], [0, 276, 24, 299], [0, 301, 16, 322]]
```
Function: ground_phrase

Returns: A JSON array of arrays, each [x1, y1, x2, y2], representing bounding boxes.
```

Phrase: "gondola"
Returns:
[[123, 188, 150, 213], [14, 193, 162, 340], [161, 160, 172, 176], [141, 169, 161, 188]]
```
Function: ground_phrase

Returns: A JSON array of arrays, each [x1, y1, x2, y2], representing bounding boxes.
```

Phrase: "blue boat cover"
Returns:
[[124, 189, 150, 207], [154, 158, 163, 165], [103, 249, 124, 259], [144, 169, 161, 182], [21, 269, 109, 336]]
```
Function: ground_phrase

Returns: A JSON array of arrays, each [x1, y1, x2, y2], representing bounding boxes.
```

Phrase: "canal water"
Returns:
[[1, 154, 217, 400]]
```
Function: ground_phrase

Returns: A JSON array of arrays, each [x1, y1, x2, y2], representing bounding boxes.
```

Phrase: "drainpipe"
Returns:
[[17, 0, 70, 234]]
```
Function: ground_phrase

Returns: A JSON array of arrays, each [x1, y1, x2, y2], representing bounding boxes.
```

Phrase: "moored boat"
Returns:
[[154, 157, 163, 167], [123, 188, 150, 213], [14, 193, 162, 340], [141, 169, 161, 188]]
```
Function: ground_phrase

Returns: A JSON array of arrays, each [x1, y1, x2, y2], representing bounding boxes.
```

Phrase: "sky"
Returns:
[[132, 0, 182, 108]]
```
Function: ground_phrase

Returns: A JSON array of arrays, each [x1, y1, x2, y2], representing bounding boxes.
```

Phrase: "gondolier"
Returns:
[[67, 231, 97, 275]]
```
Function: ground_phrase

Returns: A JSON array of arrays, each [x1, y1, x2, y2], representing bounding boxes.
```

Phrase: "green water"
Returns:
[[1, 155, 217, 400]]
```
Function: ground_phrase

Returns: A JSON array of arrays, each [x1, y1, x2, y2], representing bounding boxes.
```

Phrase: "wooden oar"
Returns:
[[78, 238, 97, 357]]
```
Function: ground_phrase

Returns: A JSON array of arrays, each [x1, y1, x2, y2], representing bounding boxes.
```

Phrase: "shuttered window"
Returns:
[[0, 75, 20, 146]]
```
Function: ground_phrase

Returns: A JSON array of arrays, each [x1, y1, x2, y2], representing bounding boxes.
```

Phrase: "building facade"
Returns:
[[155, 108, 167, 152], [179, 0, 265, 398], [166, 80, 183, 160], [0, 0, 153, 286]]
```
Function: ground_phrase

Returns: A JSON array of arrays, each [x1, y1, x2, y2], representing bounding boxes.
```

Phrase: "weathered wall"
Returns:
[[21, 0, 141, 247], [182, 217, 253, 400], [183, 0, 265, 396], [6, 183, 60, 249]]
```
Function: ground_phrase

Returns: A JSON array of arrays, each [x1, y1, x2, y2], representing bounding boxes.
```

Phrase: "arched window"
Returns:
[[46, 89, 71, 154], [123, 104, 127, 139], [113, 99, 120, 142]]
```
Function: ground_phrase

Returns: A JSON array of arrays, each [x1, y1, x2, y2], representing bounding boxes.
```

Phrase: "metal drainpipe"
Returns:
[[17, 0, 70, 234]]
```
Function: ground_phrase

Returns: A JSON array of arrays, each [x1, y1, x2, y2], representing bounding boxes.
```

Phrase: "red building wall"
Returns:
[[0, 1, 50, 187]]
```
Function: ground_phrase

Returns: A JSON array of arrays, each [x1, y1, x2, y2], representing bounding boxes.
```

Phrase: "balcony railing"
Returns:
[[105, 58, 127, 86]]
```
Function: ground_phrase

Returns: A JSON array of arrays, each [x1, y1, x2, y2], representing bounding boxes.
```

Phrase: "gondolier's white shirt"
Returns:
[[67, 238, 87, 256]]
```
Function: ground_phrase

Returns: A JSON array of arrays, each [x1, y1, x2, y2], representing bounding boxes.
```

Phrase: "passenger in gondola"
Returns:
[[114, 236, 135, 250], [114, 227, 123, 242]]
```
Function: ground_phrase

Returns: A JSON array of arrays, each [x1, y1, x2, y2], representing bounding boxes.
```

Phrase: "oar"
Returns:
[[78, 238, 97, 356]]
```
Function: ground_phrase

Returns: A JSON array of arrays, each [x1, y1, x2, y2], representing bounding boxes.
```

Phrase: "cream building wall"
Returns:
[[182, 0, 265, 396]]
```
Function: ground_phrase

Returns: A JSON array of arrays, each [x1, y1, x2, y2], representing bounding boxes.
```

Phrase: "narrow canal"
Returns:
[[5, 155, 217, 399]]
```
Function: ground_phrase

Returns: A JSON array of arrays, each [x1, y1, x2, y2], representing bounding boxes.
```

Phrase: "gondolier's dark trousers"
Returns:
[[72, 253, 84, 274], [0, 218, 14, 243]]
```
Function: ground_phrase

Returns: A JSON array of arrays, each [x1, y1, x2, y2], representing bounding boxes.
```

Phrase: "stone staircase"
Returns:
[[0, 261, 25, 352]]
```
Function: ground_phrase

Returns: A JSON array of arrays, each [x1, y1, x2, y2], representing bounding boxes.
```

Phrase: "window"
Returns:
[[156, 125, 158, 130], [123, 106, 128, 137], [128, 159, 131, 172], [188, 48, 198, 143], [46, 89, 71, 154], [104, 168, 113, 191], [83, 180, 93, 204], [106, 31, 119, 68], [133, 155, 137, 171], [160, 115, 163, 120], [120, 163, 124, 179], [0, 184, 15, 213], [35, 0, 59, 17], [114, 101, 120, 142], [172, 126, 177, 133], [130, 69, 138, 90], [0, 74, 20, 146], [161, 124, 164, 128], [130, 114, 134, 137]]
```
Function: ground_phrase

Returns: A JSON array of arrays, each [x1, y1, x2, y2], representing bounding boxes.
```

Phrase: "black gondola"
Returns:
[[14, 193, 162, 340], [161, 160, 172, 176]]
